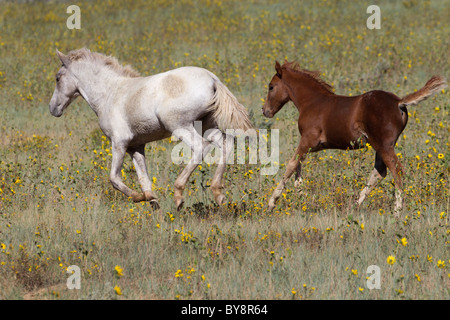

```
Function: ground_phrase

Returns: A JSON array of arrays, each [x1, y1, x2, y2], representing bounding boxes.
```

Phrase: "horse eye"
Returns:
[[56, 76, 60, 82], [269, 85, 274, 91]]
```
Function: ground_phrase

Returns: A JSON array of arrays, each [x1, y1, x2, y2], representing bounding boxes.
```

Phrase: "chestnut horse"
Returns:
[[262, 60, 446, 215]]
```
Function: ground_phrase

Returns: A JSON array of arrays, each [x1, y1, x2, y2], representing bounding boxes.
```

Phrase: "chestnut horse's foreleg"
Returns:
[[268, 143, 308, 211], [127, 145, 159, 208], [357, 152, 387, 206]]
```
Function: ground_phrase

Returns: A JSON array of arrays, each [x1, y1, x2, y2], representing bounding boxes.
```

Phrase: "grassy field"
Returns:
[[0, 0, 448, 299]]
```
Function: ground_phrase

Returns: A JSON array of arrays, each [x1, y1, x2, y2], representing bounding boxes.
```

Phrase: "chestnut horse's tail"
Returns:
[[399, 76, 447, 107], [207, 77, 253, 132]]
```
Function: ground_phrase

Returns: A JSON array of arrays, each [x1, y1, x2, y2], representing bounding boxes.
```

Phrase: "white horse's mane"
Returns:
[[67, 48, 141, 78]]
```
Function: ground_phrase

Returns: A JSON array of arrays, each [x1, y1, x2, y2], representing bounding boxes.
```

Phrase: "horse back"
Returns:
[[300, 90, 405, 150]]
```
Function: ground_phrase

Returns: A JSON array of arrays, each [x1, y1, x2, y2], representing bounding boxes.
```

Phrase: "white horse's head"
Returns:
[[49, 49, 80, 117]]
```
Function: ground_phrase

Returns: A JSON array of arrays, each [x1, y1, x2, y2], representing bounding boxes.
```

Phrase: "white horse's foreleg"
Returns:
[[128, 145, 159, 208], [110, 141, 143, 201]]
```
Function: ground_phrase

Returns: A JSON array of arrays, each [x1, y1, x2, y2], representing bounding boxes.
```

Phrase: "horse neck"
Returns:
[[283, 70, 334, 112], [73, 64, 123, 116]]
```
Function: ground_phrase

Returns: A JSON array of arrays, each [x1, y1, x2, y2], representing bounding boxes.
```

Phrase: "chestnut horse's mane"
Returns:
[[282, 61, 334, 94]]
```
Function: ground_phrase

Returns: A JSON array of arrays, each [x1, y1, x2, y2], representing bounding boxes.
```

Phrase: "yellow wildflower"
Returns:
[[114, 285, 122, 295], [401, 238, 408, 247], [387, 256, 396, 265], [437, 260, 446, 268], [115, 265, 124, 277]]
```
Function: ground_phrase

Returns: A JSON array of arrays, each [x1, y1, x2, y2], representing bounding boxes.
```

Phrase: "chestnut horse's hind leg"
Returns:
[[294, 165, 303, 188], [378, 148, 404, 216], [357, 152, 387, 207], [127, 145, 160, 209]]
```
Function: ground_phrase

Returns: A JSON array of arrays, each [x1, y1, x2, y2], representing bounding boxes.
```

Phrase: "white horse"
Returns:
[[49, 48, 252, 209]]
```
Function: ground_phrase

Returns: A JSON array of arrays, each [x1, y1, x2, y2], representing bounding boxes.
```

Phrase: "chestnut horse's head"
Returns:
[[262, 61, 290, 118]]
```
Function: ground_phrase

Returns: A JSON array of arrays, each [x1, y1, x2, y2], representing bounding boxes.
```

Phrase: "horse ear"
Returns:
[[56, 49, 71, 67], [275, 61, 282, 78]]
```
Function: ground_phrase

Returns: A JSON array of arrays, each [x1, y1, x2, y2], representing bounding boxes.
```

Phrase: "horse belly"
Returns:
[[325, 126, 367, 150], [129, 116, 171, 145]]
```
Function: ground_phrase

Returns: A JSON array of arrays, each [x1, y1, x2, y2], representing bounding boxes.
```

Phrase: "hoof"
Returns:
[[393, 206, 402, 218], [393, 203, 402, 218], [175, 197, 184, 211], [150, 199, 160, 210], [215, 194, 225, 206], [132, 191, 159, 205], [174, 187, 185, 211], [268, 199, 276, 211], [132, 192, 145, 203], [144, 191, 158, 202]]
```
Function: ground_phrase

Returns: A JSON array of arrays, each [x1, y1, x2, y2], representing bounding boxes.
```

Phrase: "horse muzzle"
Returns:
[[261, 107, 273, 118], [49, 103, 64, 117]]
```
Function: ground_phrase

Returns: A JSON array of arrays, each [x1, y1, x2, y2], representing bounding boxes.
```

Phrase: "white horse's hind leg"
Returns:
[[174, 163, 200, 210], [172, 126, 211, 210], [210, 133, 233, 206], [128, 145, 159, 208]]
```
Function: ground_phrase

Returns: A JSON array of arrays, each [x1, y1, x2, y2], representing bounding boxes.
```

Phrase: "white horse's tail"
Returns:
[[208, 77, 253, 132]]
